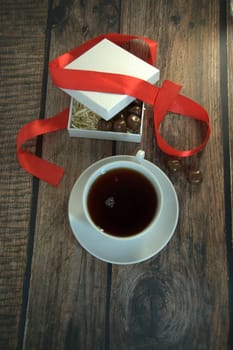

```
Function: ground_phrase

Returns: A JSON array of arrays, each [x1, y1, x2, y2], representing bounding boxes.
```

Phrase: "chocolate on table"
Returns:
[[187, 169, 203, 184], [166, 158, 183, 173]]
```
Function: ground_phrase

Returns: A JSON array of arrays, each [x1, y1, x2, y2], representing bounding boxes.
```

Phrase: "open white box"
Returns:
[[68, 98, 145, 143], [63, 38, 159, 142]]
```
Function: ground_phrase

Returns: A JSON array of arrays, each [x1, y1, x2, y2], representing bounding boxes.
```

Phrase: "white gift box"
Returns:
[[63, 38, 160, 142], [68, 98, 145, 142]]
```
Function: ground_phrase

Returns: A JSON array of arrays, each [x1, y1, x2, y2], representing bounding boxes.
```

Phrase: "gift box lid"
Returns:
[[62, 38, 160, 120]]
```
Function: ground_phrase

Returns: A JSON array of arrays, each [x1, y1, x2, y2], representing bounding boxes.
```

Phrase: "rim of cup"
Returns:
[[82, 159, 163, 240]]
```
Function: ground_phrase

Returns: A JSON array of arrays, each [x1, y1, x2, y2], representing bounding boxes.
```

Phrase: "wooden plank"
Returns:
[[0, 2, 48, 349], [226, 3, 233, 347], [22, 1, 120, 349], [112, 0, 230, 349], [227, 1, 233, 236]]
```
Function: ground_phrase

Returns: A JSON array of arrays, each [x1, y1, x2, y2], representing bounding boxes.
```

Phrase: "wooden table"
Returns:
[[1, 1, 232, 349]]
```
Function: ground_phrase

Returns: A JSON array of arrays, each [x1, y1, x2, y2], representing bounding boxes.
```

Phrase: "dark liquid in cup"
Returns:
[[87, 168, 158, 237]]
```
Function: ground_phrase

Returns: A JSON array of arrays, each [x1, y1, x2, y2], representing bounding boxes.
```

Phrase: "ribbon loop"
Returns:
[[154, 81, 211, 157]]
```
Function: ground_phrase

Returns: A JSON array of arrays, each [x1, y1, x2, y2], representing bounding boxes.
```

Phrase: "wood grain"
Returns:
[[113, 0, 230, 349], [0, 2, 48, 349], [227, 2, 233, 235], [0, 0, 232, 349], [22, 1, 120, 349], [226, 5, 233, 348]]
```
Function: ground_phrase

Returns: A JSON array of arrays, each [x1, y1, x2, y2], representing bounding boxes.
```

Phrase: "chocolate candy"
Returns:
[[187, 169, 203, 184], [96, 100, 143, 133], [113, 114, 127, 132], [166, 158, 183, 173], [126, 114, 141, 132], [133, 99, 142, 106], [97, 119, 113, 131], [128, 105, 142, 116]]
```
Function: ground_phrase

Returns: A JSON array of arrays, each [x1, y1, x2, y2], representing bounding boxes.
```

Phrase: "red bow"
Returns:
[[17, 33, 210, 186]]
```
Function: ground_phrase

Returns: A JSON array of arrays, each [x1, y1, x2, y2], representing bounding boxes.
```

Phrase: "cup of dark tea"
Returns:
[[82, 151, 163, 240]]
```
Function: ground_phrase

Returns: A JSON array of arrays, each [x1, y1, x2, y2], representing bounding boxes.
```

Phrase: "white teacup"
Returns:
[[69, 150, 179, 263], [82, 150, 163, 240]]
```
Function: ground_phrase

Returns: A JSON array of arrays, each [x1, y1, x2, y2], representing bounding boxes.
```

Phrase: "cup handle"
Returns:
[[136, 150, 145, 161]]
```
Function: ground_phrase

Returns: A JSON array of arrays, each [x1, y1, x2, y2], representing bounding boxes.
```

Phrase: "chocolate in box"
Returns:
[[68, 98, 145, 142]]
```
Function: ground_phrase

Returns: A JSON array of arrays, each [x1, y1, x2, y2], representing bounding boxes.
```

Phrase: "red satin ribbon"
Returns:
[[17, 109, 69, 185], [17, 33, 210, 186]]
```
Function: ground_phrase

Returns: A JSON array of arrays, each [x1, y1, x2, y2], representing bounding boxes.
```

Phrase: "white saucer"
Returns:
[[68, 155, 179, 264]]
